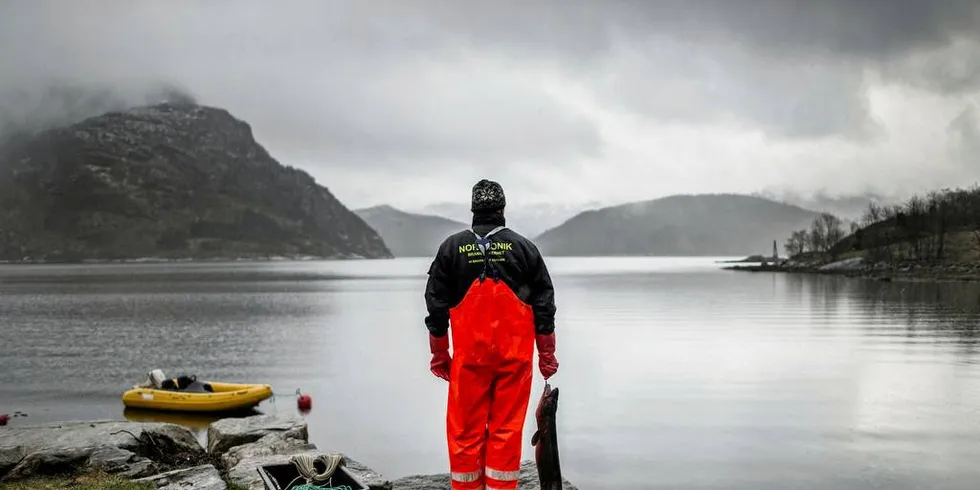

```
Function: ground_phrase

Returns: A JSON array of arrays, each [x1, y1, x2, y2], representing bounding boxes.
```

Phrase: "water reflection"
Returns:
[[122, 407, 263, 446], [857, 279, 980, 316], [852, 278, 980, 360], [122, 407, 262, 429], [782, 273, 980, 345]]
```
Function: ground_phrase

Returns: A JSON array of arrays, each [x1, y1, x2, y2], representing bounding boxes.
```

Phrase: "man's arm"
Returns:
[[424, 238, 453, 338], [526, 240, 559, 379], [527, 241, 557, 335]]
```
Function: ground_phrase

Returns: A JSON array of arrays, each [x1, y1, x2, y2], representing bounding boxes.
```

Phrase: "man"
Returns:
[[424, 179, 559, 490]]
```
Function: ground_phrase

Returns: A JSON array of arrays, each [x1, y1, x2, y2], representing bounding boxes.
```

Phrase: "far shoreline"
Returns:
[[723, 260, 980, 283], [0, 255, 770, 266], [0, 254, 395, 266]]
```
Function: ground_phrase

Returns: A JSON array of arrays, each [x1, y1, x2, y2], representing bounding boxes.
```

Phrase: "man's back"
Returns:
[[424, 224, 556, 339], [426, 225, 555, 324]]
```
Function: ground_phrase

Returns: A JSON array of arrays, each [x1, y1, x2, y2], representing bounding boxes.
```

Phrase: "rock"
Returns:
[[1, 447, 93, 482], [226, 452, 302, 490], [0, 420, 204, 482], [819, 257, 864, 271], [135, 464, 227, 490], [516, 460, 578, 490], [220, 433, 316, 470], [226, 450, 319, 490], [0, 445, 26, 477], [391, 460, 577, 490], [213, 415, 392, 490], [391, 473, 452, 490], [2, 445, 156, 482], [87, 446, 155, 479], [227, 451, 392, 490], [343, 456, 394, 490], [207, 413, 308, 455]]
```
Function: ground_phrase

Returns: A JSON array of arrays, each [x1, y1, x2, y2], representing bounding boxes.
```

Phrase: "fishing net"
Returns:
[[281, 453, 354, 490], [289, 485, 354, 490], [284, 477, 356, 490]]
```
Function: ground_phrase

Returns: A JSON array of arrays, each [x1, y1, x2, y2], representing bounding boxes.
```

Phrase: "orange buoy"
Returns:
[[297, 393, 312, 413]]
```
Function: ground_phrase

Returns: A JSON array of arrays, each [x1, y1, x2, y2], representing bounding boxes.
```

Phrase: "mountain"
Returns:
[[0, 102, 392, 262], [534, 193, 823, 257], [415, 201, 599, 239], [354, 205, 468, 257]]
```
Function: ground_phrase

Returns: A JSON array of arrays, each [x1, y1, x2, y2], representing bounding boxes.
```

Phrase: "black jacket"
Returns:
[[424, 213, 557, 338]]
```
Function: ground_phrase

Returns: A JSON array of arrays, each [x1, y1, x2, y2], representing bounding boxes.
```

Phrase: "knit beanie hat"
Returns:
[[471, 179, 506, 212]]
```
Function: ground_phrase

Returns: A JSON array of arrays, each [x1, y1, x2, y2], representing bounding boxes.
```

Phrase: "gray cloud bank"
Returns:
[[1, 0, 978, 203]]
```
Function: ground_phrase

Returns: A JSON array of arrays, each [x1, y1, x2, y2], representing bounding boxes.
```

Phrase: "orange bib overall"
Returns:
[[446, 227, 535, 490]]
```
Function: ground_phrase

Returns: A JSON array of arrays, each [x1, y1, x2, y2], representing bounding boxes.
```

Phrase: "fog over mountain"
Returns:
[[751, 190, 901, 221]]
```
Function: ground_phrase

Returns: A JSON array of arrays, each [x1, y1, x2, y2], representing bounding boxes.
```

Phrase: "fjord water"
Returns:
[[2, 257, 980, 489]]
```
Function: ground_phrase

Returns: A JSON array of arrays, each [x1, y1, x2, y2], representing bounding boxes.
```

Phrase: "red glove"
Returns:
[[429, 333, 451, 382], [536, 333, 558, 379]]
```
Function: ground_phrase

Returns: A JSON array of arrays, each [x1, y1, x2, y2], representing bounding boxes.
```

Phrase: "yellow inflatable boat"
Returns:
[[121, 370, 273, 413]]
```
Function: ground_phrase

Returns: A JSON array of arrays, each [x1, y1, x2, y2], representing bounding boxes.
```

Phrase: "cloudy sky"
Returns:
[[1, 0, 979, 211]]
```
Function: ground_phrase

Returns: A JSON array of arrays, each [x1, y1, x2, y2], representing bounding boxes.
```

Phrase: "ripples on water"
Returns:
[[2, 257, 980, 489]]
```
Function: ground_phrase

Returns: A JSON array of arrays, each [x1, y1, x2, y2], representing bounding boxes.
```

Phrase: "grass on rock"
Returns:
[[0, 471, 154, 490]]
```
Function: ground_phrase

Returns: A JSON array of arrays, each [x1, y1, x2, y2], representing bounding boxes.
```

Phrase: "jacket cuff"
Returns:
[[535, 332, 556, 354], [534, 319, 556, 335]]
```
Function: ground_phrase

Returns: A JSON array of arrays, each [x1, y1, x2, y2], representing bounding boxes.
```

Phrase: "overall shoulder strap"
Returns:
[[470, 226, 506, 254], [470, 226, 506, 281], [470, 225, 506, 240]]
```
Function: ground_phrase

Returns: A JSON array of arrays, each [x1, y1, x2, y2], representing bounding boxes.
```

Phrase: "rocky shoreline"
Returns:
[[723, 256, 980, 283], [0, 414, 577, 489]]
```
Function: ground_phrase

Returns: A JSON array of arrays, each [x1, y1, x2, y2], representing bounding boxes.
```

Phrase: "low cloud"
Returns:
[[1, 1, 979, 209]]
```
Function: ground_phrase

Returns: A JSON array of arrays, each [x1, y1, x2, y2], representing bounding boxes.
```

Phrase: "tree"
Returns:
[[806, 212, 844, 255], [820, 213, 845, 251], [784, 229, 808, 257], [853, 227, 864, 250], [862, 201, 882, 227], [903, 195, 928, 259], [809, 217, 826, 253], [784, 183, 980, 264], [816, 213, 845, 259], [925, 190, 950, 261], [858, 202, 883, 252]]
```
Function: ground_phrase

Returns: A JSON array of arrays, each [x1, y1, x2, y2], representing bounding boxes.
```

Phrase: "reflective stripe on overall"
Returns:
[[447, 226, 536, 490]]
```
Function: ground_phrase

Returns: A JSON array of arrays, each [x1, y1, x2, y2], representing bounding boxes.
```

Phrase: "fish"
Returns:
[[530, 382, 562, 489]]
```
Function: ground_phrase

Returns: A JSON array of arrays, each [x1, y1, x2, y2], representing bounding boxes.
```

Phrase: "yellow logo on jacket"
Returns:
[[458, 241, 513, 264]]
